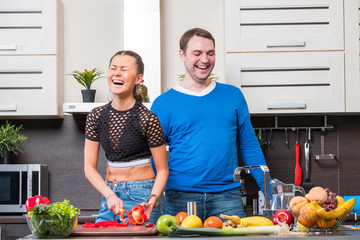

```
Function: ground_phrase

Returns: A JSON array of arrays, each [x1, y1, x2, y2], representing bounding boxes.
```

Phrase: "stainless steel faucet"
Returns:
[[234, 165, 272, 219]]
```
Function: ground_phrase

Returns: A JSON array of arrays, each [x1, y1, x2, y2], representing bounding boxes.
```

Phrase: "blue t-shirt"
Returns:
[[151, 82, 267, 193]]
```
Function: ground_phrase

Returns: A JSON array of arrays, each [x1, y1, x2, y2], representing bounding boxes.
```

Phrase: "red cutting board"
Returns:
[[71, 225, 158, 236]]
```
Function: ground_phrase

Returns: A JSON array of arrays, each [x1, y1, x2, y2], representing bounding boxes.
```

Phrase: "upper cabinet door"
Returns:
[[0, 0, 58, 55], [226, 51, 345, 114], [225, 0, 344, 52]]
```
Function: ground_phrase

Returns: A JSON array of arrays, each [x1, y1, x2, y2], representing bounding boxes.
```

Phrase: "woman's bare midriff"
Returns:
[[105, 163, 155, 182]]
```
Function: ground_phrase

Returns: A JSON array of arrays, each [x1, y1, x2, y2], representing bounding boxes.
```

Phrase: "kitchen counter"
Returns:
[[19, 227, 360, 240]]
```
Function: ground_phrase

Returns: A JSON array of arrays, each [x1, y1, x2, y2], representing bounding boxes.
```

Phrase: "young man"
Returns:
[[151, 28, 268, 220]]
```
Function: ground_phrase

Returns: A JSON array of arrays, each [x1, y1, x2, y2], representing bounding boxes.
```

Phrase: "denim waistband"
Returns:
[[105, 179, 155, 190]]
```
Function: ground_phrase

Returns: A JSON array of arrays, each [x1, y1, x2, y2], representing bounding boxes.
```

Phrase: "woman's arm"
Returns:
[[84, 139, 123, 215], [141, 144, 168, 220]]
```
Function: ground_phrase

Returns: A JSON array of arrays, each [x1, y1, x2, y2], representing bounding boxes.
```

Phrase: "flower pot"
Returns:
[[81, 89, 96, 102], [1, 150, 13, 164]]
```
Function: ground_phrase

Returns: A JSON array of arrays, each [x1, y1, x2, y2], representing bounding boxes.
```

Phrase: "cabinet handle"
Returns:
[[0, 106, 17, 111], [266, 41, 305, 48], [0, 44, 17, 51], [266, 103, 306, 109]]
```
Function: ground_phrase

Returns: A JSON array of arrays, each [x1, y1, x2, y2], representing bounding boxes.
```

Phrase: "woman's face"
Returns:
[[107, 54, 143, 97]]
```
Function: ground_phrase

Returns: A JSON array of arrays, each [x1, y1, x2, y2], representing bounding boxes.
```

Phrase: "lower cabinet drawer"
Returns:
[[0, 55, 60, 117], [226, 51, 345, 114]]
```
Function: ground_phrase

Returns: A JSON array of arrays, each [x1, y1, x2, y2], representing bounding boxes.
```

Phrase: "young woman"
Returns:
[[84, 50, 168, 224]]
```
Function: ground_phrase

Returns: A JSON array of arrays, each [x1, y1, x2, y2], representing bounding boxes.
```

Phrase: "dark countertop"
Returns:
[[17, 226, 360, 240]]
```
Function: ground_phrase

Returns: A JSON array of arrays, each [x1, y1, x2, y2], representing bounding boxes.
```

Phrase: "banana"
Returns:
[[336, 198, 356, 219], [220, 214, 241, 224], [220, 214, 274, 227]]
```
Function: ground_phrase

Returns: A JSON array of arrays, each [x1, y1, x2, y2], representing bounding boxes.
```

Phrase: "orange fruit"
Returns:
[[203, 216, 223, 229], [175, 212, 188, 225]]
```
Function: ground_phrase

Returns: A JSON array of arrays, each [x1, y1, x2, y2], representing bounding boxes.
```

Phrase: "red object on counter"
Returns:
[[128, 205, 147, 225], [25, 195, 50, 212], [271, 209, 294, 225], [294, 143, 302, 186], [82, 220, 129, 228]]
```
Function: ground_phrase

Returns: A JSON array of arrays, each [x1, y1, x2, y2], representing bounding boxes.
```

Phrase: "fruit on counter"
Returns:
[[315, 217, 336, 229], [322, 188, 339, 211], [271, 209, 294, 226], [296, 221, 309, 231], [203, 216, 223, 229], [313, 197, 357, 220], [25, 195, 50, 213], [220, 214, 274, 227], [308, 186, 328, 205], [175, 212, 188, 225], [299, 203, 318, 222], [156, 214, 178, 235], [336, 195, 345, 205], [298, 215, 316, 228], [180, 215, 203, 228], [289, 196, 309, 214]]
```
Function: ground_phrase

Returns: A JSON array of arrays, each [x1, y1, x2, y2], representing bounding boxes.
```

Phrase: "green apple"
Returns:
[[156, 214, 178, 236]]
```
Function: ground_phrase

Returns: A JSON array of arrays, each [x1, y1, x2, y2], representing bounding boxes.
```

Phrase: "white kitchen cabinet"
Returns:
[[0, 0, 62, 117], [225, 0, 344, 52], [344, 0, 360, 112], [226, 52, 345, 114], [0, 56, 59, 116], [225, 0, 347, 114]]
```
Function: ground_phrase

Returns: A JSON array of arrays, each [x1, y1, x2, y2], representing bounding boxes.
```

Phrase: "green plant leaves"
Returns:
[[68, 68, 104, 90], [0, 121, 27, 156]]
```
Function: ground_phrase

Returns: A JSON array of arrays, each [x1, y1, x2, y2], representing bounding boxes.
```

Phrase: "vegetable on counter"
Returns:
[[128, 205, 147, 225], [28, 199, 80, 238], [167, 224, 290, 237], [25, 195, 50, 212]]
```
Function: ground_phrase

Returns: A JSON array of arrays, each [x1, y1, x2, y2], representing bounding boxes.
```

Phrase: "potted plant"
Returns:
[[0, 121, 27, 164], [68, 68, 104, 102]]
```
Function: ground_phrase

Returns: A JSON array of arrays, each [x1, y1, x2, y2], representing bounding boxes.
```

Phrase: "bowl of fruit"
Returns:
[[290, 186, 356, 232]]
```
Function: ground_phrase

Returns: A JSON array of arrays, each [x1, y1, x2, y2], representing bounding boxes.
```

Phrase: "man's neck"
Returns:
[[179, 78, 212, 92]]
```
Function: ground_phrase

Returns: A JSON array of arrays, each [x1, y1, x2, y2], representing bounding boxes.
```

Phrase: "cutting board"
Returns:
[[71, 225, 158, 236]]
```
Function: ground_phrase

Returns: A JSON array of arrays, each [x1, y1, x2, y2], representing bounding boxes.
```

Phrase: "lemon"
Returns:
[[180, 215, 203, 228], [297, 221, 308, 231]]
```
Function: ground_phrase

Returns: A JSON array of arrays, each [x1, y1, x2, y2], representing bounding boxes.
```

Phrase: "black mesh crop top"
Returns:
[[85, 101, 165, 162]]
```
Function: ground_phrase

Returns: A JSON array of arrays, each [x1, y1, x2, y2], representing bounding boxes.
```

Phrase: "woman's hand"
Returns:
[[107, 194, 124, 215], [140, 201, 156, 221]]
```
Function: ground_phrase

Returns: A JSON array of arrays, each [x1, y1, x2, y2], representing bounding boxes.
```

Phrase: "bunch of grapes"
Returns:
[[322, 188, 338, 212]]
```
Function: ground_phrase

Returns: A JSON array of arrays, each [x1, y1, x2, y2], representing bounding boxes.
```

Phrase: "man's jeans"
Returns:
[[163, 189, 246, 221]]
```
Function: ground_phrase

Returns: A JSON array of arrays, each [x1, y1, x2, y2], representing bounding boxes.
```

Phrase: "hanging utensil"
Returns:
[[285, 128, 289, 148], [302, 128, 314, 193], [294, 128, 302, 186]]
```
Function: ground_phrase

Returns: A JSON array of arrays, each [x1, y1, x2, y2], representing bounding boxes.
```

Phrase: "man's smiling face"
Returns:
[[180, 35, 215, 84]]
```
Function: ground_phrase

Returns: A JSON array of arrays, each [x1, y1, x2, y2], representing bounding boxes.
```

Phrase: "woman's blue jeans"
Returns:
[[96, 179, 162, 224], [163, 189, 246, 222]]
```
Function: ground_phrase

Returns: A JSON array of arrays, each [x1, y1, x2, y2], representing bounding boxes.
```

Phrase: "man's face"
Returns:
[[179, 35, 215, 84]]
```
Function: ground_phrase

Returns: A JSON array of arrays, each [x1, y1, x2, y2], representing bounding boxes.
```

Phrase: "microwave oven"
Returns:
[[0, 164, 48, 213]]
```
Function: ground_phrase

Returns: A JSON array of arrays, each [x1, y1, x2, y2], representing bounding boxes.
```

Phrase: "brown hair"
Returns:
[[109, 50, 144, 102], [179, 28, 215, 52]]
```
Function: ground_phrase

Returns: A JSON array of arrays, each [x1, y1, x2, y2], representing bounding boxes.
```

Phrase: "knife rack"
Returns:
[[253, 116, 336, 159]]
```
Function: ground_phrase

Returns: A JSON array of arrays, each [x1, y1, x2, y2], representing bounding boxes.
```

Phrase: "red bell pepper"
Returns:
[[128, 205, 147, 225], [82, 220, 129, 228], [25, 195, 50, 212]]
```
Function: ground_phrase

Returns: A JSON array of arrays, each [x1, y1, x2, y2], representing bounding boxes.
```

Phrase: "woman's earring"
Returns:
[[107, 89, 112, 102]]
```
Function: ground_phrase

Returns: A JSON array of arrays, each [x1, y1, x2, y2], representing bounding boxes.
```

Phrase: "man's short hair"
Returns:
[[179, 28, 215, 52]]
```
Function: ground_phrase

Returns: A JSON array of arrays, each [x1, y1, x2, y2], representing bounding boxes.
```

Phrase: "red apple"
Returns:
[[271, 209, 294, 225]]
